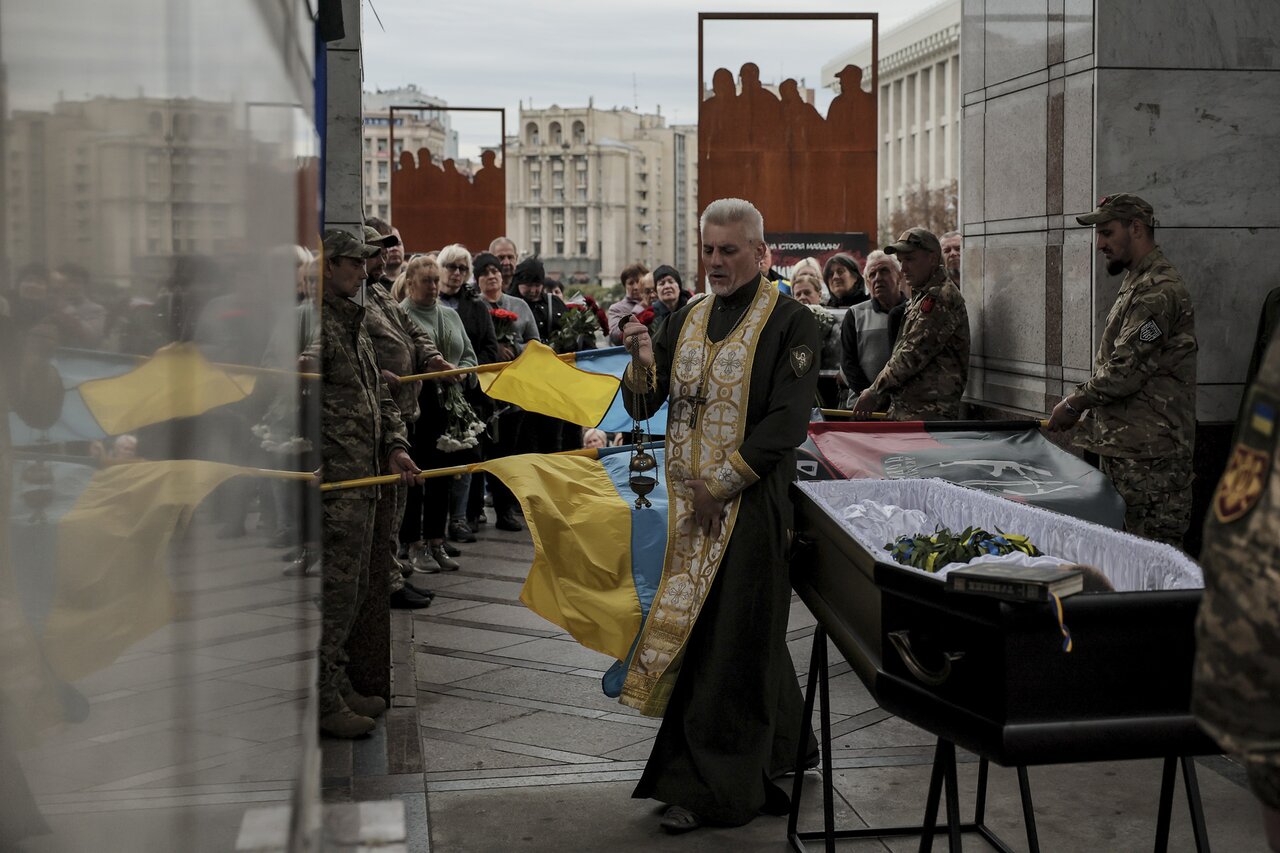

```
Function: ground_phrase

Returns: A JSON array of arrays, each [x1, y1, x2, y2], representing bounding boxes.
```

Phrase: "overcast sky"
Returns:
[[362, 0, 945, 158]]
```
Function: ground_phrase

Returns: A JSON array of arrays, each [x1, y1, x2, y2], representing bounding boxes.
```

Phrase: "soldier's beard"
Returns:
[[1106, 258, 1126, 276]]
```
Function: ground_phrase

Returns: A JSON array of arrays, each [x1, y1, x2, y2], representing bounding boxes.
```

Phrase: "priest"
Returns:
[[618, 197, 821, 833]]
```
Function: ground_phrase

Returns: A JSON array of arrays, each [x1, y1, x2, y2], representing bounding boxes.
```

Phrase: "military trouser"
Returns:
[[1099, 454, 1193, 548], [388, 483, 409, 593], [320, 497, 376, 715]]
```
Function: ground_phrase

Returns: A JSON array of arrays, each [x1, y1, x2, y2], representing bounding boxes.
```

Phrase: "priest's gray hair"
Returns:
[[700, 198, 765, 244]]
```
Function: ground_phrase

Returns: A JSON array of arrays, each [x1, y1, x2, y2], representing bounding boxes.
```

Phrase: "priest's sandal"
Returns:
[[659, 805, 702, 834]]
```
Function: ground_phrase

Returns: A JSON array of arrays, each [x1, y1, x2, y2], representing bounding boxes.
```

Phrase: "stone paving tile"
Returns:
[[416, 691, 537, 734], [222, 659, 313, 692], [830, 715, 935, 751], [412, 598, 486, 616], [414, 653, 505, 686], [430, 577, 525, 603], [486, 637, 614, 670], [447, 666, 636, 717], [469, 710, 655, 757], [440, 602, 565, 634], [418, 736, 556, 774], [414, 623, 531, 654]]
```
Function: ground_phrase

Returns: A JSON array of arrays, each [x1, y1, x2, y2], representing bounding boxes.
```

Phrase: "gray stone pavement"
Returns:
[[333, 510, 1270, 852]]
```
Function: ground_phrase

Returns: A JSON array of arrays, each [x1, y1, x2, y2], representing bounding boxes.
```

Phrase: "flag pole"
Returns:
[[399, 350, 579, 384], [818, 409, 891, 420], [318, 446, 604, 492]]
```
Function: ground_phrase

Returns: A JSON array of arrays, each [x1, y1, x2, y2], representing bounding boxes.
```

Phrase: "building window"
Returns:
[[377, 138, 388, 154], [149, 112, 163, 135], [525, 122, 539, 145], [378, 161, 388, 180], [572, 120, 585, 144], [549, 121, 562, 146], [556, 241, 564, 255]]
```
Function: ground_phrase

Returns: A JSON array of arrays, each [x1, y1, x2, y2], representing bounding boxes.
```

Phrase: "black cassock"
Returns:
[[623, 276, 821, 825]]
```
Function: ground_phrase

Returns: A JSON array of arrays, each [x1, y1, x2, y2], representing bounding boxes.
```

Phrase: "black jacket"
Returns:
[[444, 287, 500, 365], [523, 292, 567, 345]]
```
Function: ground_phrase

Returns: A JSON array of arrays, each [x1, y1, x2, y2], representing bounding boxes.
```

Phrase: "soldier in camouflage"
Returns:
[[358, 226, 453, 605], [1048, 194, 1197, 547], [318, 229, 421, 739], [1193, 333, 1280, 850], [852, 227, 970, 420]]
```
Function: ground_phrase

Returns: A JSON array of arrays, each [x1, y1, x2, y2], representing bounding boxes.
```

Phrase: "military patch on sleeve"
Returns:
[[790, 345, 814, 377], [1250, 401, 1275, 438], [920, 296, 935, 314], [1138, 318, 1162, 342], [1213, 443, 1269, 523]]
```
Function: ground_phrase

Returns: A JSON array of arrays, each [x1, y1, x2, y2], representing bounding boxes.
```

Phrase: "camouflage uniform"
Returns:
[[1192, 334, 1280, 809], [359, 273, 441, 593], [868, 265, 970, 420], [1073, 247, 1197, 546], [319, 283, 410, 716]]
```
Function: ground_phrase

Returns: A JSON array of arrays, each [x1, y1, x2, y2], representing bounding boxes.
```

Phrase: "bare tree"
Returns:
[[882, 179, 959, 245]]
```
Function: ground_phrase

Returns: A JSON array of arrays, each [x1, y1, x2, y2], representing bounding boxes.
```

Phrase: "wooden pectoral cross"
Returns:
[[677, 383, 709, 429]]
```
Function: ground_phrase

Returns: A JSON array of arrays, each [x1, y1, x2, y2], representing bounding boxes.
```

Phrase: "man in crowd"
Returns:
[[317, 229, 422, 738], [606, 262, 650, 344], [941, 230, 962, 289], [619, 198, 820, 834], [759, 243, 790, 294], [359, 225, 452, 608], [1193, 332, 1280, 852], [1047, 194, 1197, 547], [840, 249, 907, 406], [366, 216, 404, 281], [489, 236, 519, 291], [852, 227, 969, 420], [513, 258, 568, 454]]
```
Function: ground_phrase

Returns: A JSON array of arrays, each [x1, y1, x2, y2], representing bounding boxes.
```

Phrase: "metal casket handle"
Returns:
[[887, 630, 964, 687]]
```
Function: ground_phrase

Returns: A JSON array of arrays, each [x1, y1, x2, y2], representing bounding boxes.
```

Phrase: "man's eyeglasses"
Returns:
[[444, 263, 469, 273]]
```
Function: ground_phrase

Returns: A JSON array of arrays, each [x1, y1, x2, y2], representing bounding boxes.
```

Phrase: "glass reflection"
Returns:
[[1, 1, 319, 849]]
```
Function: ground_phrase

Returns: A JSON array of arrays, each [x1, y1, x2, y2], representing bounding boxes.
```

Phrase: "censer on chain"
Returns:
[[627, 422, 657, 508]]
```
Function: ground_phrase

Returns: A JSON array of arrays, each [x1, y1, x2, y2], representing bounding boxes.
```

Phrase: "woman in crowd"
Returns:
[[398, 255, 479, 572], [649, 264, 689, 335], [437, 244, 500, 544], [839, 249, 908, 407], [823, 253, 869, 308]]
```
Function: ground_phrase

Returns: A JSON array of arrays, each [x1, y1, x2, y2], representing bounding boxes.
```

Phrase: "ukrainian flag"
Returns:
[[10, 344, 258, 445], [482, 341, 669, 434], [482, 444, 667, 673]]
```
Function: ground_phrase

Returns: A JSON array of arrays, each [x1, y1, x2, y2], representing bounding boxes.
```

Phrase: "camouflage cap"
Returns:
[[884, 227, 942, 257], [321, 228, 381, 260], [362, 224, 400, 247], [1076, 193, 1155, 226]]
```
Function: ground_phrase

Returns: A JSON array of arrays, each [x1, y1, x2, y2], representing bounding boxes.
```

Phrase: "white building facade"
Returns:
[[821, 0, 961, 236], [505, 105, 697, 286]]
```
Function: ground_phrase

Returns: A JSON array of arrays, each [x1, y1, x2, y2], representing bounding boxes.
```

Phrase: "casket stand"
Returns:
[[786, 478, 1217, 853]]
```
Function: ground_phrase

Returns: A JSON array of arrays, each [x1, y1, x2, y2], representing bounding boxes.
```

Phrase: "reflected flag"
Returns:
[[9, 345, 258, 445]]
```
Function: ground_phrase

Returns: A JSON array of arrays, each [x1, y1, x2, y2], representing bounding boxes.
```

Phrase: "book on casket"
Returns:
[[946, 563, 1084, 602]]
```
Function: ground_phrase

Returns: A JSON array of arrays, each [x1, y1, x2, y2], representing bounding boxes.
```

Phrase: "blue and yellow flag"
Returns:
[[10, 344, 258, 445], [482, 445, 667, 666], [482, 343, 669, 434]]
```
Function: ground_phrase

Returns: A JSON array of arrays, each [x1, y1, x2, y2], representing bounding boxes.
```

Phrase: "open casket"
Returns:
[[789, 477, 1216, 767]]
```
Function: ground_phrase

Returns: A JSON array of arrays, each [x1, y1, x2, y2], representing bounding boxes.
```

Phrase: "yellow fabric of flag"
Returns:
[[42, 460, 250, 681], [481, 452, 639, 660], [485, 341, 619, 427], [78, 344, 257, 435]]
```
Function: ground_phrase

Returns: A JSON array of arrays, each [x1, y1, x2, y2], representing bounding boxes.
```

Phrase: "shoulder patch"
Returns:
[[790, 345, 814, 377], [920, 296, 935, 314], [1138, 318, 1162, 342], [1214, 443, 1270, 524]]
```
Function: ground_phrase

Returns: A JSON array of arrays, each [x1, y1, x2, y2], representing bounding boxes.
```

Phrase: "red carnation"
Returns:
[[637, 308, 656, 326], [490, 308, 519, 322]]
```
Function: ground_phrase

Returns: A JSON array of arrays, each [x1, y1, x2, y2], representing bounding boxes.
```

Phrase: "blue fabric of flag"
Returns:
[[573, 347, 669, 435]]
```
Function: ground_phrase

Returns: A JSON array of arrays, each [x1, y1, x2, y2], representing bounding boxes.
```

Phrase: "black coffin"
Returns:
[[789, 479, 1219, 767]]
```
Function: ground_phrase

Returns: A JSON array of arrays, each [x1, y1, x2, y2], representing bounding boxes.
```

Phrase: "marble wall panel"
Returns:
[[963, 239, 985, 356], [1060, 233, 1095, 371], [962, 0, 987, 94], [324, 47, 364, 227], [981, 238, 1047, 364], [1061, 70, 1094, 217], [983, 0, 1050, 86], [961, 104, 986, 225], [1095, 69, 1280, 228], [1096, 0, 1280, 70], [982, 84, 1047, 221], [1063, 0, 1094, 62]]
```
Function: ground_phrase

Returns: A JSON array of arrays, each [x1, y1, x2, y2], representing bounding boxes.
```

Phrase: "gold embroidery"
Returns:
[[619, 278, 779, 716]]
